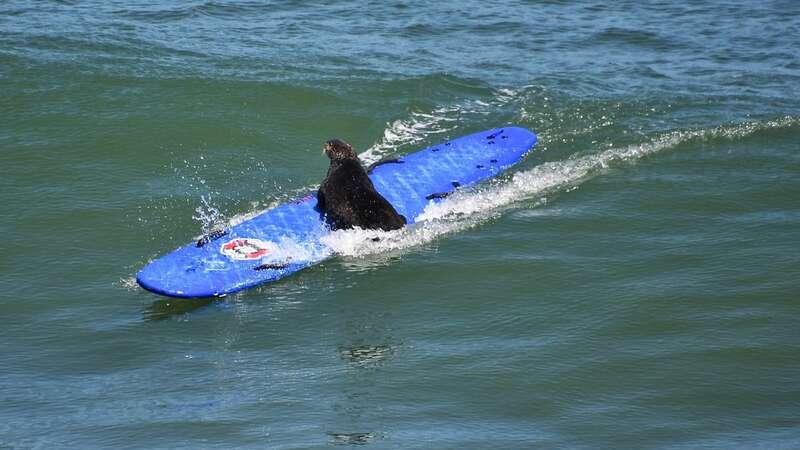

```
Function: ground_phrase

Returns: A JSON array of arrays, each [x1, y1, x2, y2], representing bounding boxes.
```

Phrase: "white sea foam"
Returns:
[[263, 235, 323, 263]]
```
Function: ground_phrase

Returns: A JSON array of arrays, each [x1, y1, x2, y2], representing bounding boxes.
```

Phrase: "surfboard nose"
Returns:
[[137, 257, 215, 298]]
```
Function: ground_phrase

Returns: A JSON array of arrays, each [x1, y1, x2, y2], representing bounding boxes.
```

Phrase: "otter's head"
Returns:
[[323, 138, 356, 160]]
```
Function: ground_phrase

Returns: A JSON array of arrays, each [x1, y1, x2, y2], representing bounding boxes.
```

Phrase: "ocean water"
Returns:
[[1, 1, 799, 449]]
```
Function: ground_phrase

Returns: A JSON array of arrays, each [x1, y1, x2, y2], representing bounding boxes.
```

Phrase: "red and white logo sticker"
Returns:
[[220, 238, 276, 261]]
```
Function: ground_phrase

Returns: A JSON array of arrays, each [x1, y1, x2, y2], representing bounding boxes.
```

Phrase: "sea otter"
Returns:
[[317, 139, 407, 231]]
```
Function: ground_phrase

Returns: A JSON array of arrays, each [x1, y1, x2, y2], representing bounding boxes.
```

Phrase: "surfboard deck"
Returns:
[[137, 126, 537, 298]]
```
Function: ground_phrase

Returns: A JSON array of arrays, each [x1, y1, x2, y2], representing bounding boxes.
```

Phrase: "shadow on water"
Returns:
[[143, 297, 216, 321]]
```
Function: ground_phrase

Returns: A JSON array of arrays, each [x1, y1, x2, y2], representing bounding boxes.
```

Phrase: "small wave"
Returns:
[[194, 1, 271, 18], [113, 6, 195, 23], [589, 27, 681, 51], [419, 118, 800, 221], [324, 116, 798, 260], [128, 114, 796, 290], [192, 98, 796, 267]]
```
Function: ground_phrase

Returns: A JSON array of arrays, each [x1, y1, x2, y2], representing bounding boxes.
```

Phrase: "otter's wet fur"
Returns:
[[317, 139, 407, 231]]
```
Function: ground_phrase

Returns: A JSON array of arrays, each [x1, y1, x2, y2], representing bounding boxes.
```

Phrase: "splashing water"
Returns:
[[117, 276, 139, 291], [192, 194, 225, 234]]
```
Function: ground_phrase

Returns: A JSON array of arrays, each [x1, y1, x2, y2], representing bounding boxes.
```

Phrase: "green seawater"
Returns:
[[1, 1, 799, 449]]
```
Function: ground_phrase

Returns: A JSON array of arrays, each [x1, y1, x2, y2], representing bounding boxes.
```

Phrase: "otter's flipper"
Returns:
[[367, 157, 404, 174]]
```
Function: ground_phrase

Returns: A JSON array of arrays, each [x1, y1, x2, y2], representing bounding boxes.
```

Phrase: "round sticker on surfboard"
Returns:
[[220, 238, 276, 261]]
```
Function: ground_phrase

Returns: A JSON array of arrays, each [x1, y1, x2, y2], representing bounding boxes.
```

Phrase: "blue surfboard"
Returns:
[[137, 126, 537, 298]]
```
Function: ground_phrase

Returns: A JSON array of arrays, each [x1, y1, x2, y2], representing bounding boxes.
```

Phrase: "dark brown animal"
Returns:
[[317, 139, 406, 231]]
